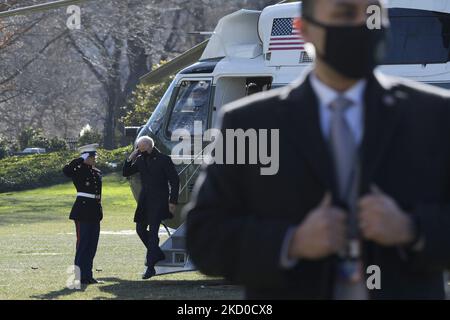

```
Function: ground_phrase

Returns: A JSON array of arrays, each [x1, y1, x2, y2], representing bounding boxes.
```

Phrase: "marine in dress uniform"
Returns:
[[63, 144, 103, 285]]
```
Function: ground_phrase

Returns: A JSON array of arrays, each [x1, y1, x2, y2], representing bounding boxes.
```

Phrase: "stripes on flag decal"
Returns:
[[269, 17, 304, 52]]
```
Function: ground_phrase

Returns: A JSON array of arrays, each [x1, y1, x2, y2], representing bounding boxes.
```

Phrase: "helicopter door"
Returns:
[[212, 76, 273, 127], [165, 78, 212, 207]]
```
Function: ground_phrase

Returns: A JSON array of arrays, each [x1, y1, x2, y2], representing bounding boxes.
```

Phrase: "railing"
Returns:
[[177, 145, 209, 200], [161, 146, 208, 237]]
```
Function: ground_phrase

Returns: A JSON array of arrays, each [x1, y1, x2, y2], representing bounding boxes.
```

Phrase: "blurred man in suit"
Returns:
[[123, 136, 179, 279], [185, 0, 450, 299], [63, 144, 102, 285]]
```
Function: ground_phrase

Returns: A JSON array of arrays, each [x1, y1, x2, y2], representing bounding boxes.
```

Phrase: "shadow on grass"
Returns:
[[32, 277, 243, 300], [0, 200, 71, 226], [0, 209, 67, 226], [31, 286, 87, 300], [96, 277, 241, 300]]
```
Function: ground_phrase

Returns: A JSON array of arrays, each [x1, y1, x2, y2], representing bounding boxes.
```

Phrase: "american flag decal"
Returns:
[[269, 18, 304, 51]]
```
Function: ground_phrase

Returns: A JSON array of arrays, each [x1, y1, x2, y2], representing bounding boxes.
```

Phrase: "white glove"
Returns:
[[81, 153, 90, 160]]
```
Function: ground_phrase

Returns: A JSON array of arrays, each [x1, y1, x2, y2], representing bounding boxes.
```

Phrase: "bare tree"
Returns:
[[0, 0, 276, 145], [66, 0, 161, 148], [0, 0, 75, 138]]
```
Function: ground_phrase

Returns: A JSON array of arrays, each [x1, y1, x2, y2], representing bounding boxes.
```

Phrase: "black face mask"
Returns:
[[304, 17, 387, 79]]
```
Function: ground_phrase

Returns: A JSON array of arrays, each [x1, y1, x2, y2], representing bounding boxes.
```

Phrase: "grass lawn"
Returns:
[[0, 173, 243, 300]]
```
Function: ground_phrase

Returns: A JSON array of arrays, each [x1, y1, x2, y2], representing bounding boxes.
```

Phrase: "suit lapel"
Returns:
[[359, 72, 404, 195], [282, 71, 405, 197], [282, 74, 335, 192]]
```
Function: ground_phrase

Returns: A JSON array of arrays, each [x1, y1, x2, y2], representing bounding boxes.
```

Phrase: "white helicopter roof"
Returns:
[[180, 0, 450, 88], [200, 9, 262, 60], [201, 0, 450, 65], [200, 2, 302, 66]]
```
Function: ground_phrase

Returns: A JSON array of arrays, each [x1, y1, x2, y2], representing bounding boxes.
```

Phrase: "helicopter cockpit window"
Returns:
[[144, 79, 177, 135], [166, 80, 211, 136]]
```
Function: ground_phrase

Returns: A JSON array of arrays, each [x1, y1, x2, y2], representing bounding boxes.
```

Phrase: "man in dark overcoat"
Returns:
[[123, 136, 179, 279]]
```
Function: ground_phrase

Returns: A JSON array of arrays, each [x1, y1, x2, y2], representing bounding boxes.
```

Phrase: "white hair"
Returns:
[[136, 136, 154, 148]]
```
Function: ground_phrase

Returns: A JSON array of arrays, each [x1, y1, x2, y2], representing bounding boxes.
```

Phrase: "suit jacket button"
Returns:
[[394, 90, 408, 99], [383, 95, 396, 106]]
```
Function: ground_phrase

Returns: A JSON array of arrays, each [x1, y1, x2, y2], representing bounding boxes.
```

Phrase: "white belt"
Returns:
[[77, 192, 101, 200]]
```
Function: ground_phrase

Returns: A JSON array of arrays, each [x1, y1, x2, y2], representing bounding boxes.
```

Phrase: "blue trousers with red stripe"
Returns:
[[74, 221, 100, 281]]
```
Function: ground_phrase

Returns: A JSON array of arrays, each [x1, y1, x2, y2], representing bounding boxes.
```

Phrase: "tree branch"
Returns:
[[0, 29, 70, 86], [67, 33, 109, 86]]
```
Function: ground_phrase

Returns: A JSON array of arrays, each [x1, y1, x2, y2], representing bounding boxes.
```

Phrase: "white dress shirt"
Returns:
[[310, 73, 367, 145], [280, 73, 367, 269]]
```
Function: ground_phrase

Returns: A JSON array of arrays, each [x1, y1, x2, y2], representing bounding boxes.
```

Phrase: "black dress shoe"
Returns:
[[142, 267, 156, 280], [88, 278, 103, 284], [81, 278, 102, 285]]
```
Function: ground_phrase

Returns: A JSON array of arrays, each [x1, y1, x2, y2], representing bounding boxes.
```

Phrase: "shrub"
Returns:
[[78, 124, 103, 147], [0, 136, 18, 160], [0, 143, 8, 160], [16, 127, 68, 152], [120, 61, 174, 127], [18, 127, 48, 150], [47, 137, 68, 152], [0, 146, 132, 193], [0, 138, 9, 160]]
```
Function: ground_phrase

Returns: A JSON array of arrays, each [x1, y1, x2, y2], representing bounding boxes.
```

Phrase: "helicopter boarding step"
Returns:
[[155, 223, 196, 275]]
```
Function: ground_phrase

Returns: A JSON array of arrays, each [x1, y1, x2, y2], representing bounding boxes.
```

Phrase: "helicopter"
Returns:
[[3, 0, 450, 276], [128, 0, 450, 275]]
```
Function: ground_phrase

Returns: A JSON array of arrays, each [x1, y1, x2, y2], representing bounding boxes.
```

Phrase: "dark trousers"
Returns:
[[136, 222, 163, 266], [74, 221, 100, 280]]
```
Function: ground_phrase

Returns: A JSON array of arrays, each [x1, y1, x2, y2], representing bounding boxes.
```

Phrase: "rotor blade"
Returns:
[[140, 39, 209, 85], [276, 0, 296, 4], [0, 0, 90, 19]]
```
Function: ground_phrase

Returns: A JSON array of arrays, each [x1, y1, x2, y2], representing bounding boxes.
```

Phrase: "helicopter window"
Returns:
[[384, 9, 450, 65], [430, 82, 450, 89], [145, 79, 177, 135], [166, 80, 212, 136]]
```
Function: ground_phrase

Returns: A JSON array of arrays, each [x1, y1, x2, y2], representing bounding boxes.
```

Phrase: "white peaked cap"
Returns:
[[78, 143, 99, 154]]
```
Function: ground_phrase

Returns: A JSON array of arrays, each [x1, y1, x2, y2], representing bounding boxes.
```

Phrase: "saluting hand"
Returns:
[[289, 193, 347, 260], [81, 153, 90, 161], [358, 186, 414, 246], [128, 149, 140, 162]]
